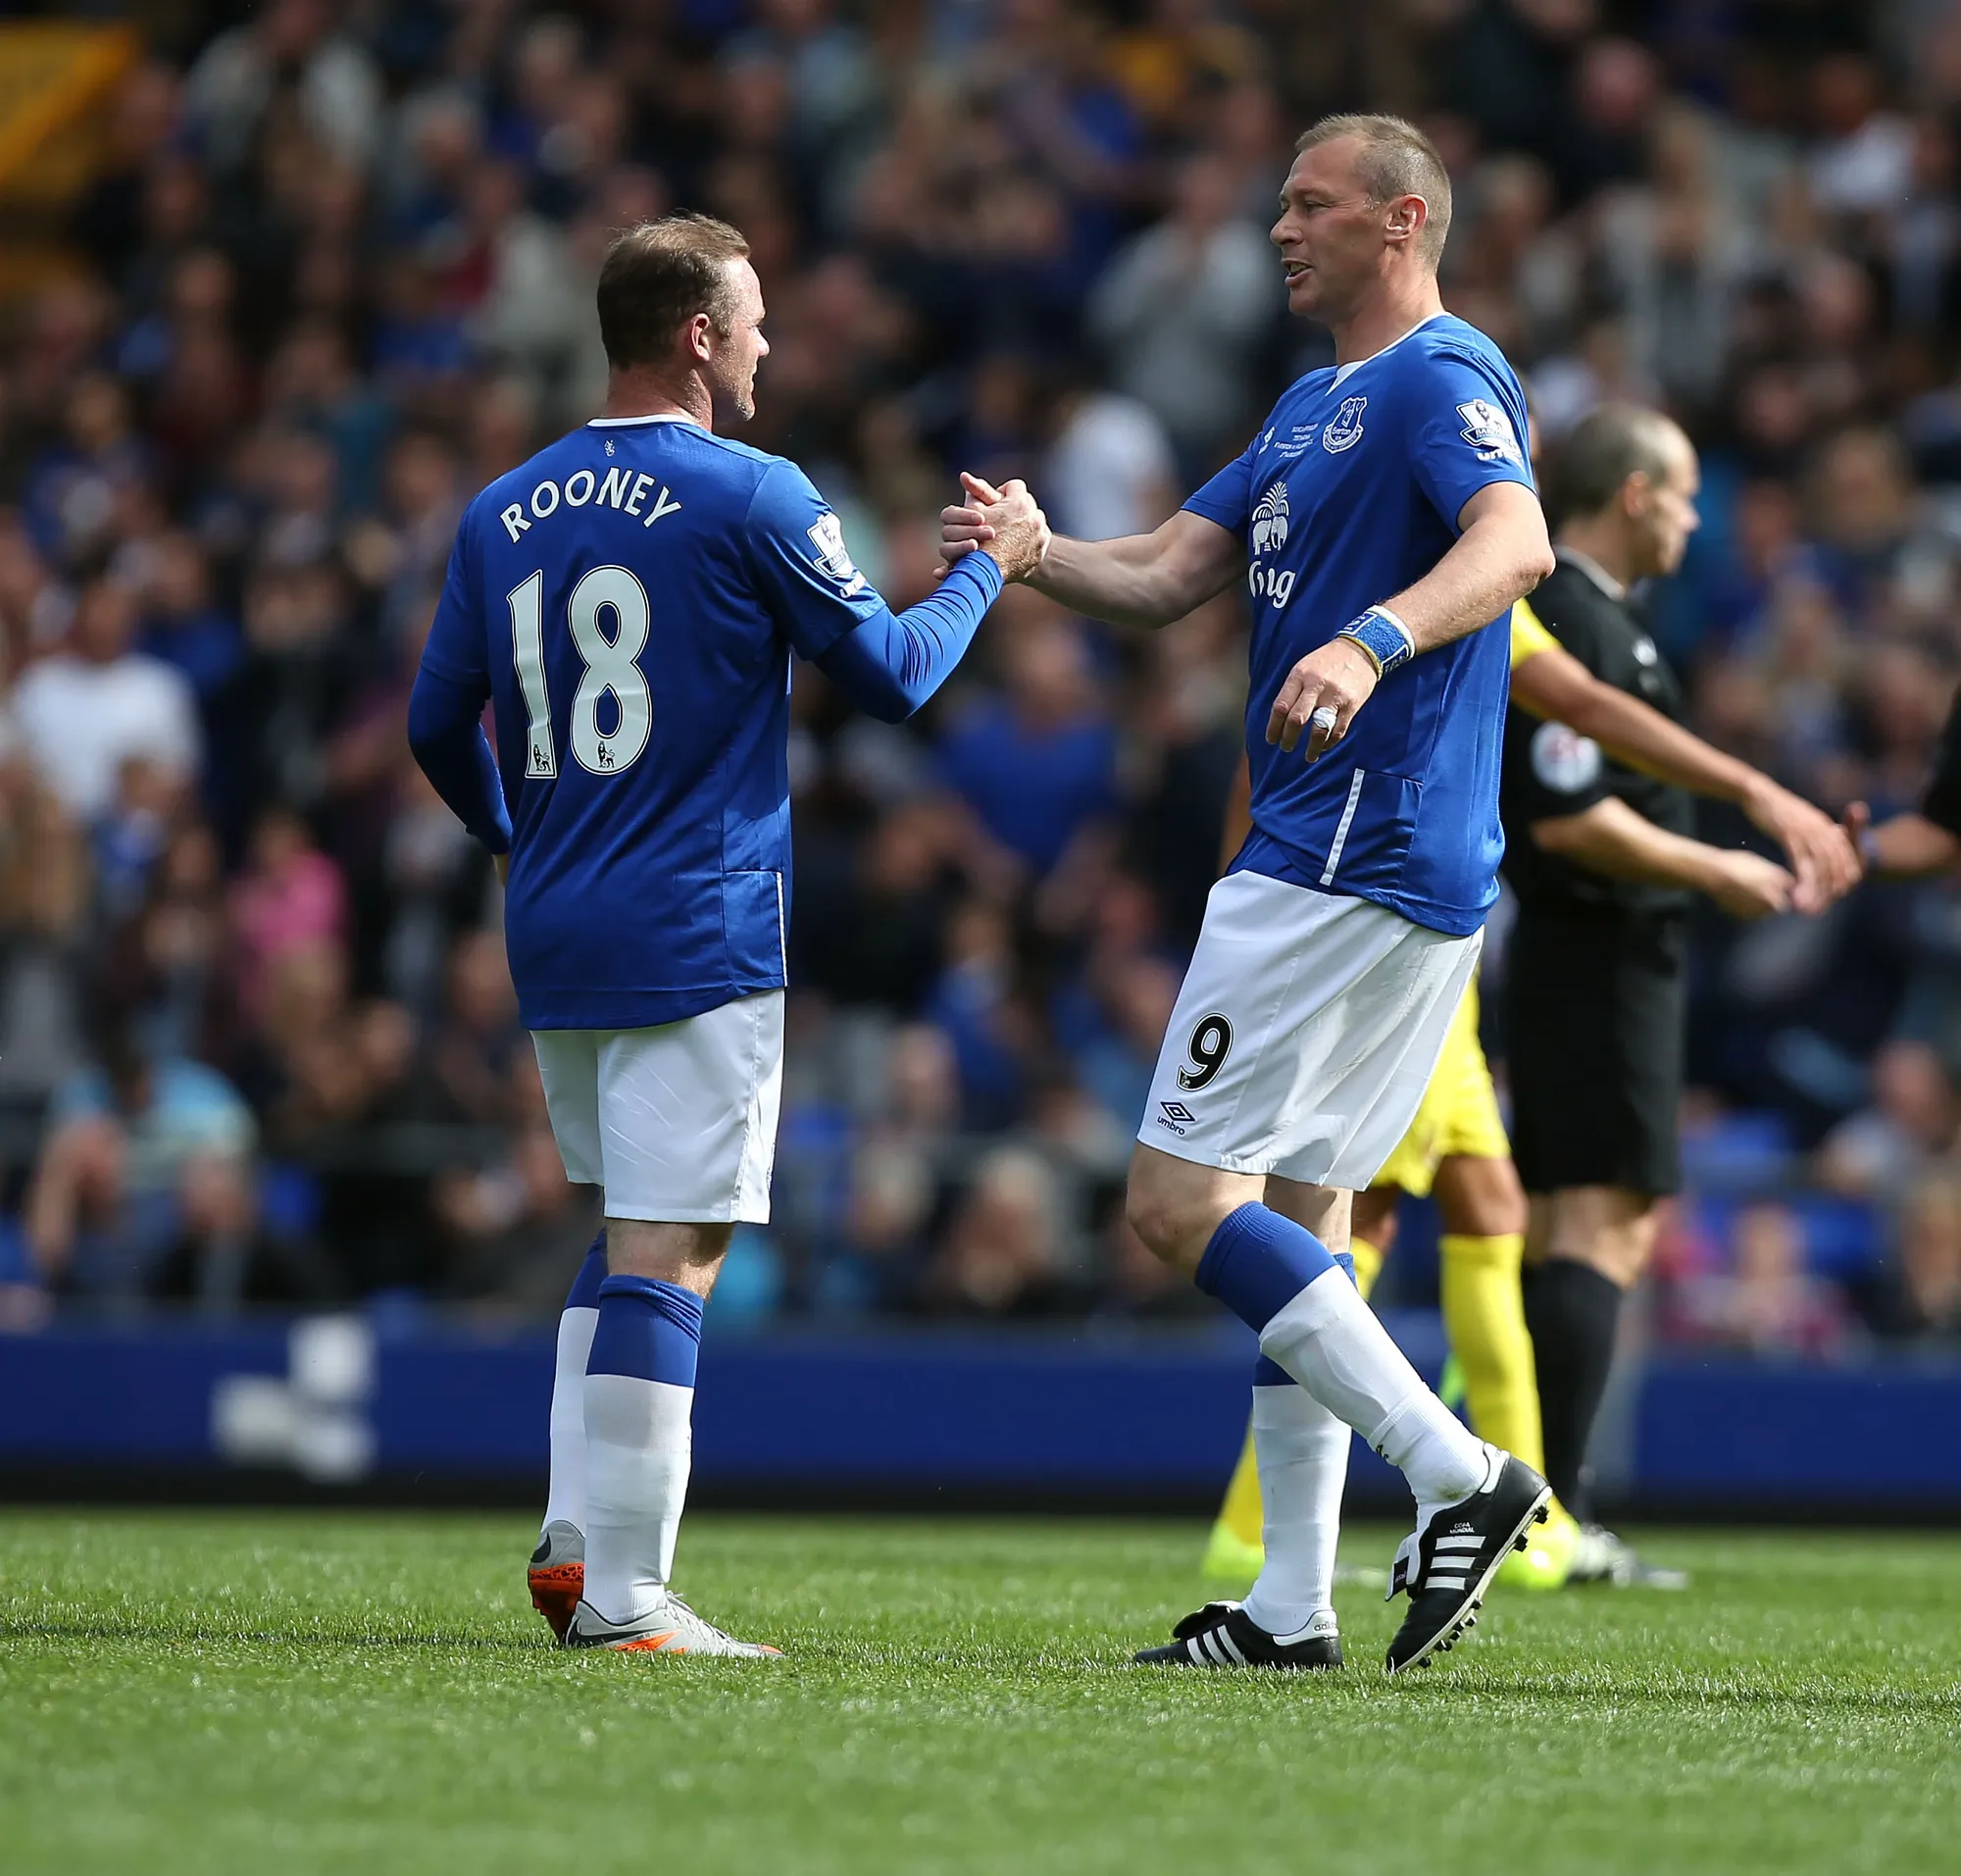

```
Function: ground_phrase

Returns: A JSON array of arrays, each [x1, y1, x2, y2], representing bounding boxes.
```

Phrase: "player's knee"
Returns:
[[1435, 1154, 1527, 1238], [1123, 1186, 1194, 1270], [1123, 1153, 1231, 1274], [1593, 1214, 1658, 1289], [606, 1216, 734, 1290]]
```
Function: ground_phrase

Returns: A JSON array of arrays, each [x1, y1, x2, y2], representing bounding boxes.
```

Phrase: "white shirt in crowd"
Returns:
[[12, 652, 202, 822], [1043, 392, 1179, 544]]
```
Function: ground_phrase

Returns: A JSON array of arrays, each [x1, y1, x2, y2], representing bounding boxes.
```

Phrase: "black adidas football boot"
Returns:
[[1384, 1446, 1551, 1674], [1134, 1600, 1343, 1669]]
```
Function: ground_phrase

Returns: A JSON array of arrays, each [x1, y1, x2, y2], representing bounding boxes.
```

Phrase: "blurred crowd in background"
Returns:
[[1, 0, 1960, 1354]]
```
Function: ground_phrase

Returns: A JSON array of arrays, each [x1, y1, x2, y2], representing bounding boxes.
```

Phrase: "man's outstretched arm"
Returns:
[[941, 473, 1242, 629], [1531, 794, 1794, 921], [1840, 803, 1961, 878], [757, 462, 1044, 721], [1511, 639, 1859, 912]]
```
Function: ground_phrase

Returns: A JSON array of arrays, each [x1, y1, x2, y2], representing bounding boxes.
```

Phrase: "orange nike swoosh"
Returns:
[[614, 1629, 680, 1651]]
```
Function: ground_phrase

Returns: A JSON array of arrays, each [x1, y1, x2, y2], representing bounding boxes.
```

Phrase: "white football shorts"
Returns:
[[531, 990, 784, 1223], [1138, 871, 1482, 1190]]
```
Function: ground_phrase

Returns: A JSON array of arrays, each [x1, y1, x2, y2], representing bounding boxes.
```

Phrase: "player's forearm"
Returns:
[[816, 553, 1004, 722], [407, 666, 513, 854], [1029, 513, 1240, 629], [1520, 654, 1757, 801], [1026, 532, 1191, 628], [1531, 795, 1731, 895], [1863, 812, 1961, 878], [1385, 492, 1554, 655]]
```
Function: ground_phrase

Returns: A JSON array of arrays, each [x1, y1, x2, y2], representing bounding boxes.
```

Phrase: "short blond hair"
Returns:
[[1297, 113, 1453, 266]]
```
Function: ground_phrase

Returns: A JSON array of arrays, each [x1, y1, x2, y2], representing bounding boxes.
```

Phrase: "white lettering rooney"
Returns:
[[498, 466, 684, 544]]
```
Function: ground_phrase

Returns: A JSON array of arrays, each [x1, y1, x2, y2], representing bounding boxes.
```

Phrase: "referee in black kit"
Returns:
[[1499, 404, 1855, 1586]]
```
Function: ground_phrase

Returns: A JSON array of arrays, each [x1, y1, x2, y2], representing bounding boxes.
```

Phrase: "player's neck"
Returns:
[[602, 368, 712, 430], [1329, 276, 1443, 369]]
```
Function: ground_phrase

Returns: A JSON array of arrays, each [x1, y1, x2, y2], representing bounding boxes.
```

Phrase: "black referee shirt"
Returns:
[[1499, 552, 1698, 918], [1922, 688, 1961, 835]]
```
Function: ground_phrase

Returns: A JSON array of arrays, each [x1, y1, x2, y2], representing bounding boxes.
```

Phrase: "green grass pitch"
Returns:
[[2, 1512, 1958, 1875]]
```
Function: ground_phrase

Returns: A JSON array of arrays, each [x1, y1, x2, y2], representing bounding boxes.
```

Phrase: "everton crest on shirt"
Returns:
[[1183, 313, 1535, 938]]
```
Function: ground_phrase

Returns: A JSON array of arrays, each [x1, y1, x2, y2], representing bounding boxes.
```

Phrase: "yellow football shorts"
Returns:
[[1369, 982, 1512, 1195], [1365, 599, 1544, 1196]]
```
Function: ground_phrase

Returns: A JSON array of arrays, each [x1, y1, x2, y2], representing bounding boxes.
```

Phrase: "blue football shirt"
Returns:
[[1183, 314, 1536, 937], [418, 414, 998, 1031]]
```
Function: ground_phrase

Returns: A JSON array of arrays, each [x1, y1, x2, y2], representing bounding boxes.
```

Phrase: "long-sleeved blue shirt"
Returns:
[[408, 413, 1004, 1029]]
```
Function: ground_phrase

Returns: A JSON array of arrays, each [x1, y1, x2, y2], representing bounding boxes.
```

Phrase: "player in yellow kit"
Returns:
[[1203, 597, 1856, 1590]]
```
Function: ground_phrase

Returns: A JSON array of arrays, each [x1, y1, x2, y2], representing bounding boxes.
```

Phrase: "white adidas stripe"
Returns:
[[1218, 1628, 1249, 1665], [1320, 768, 1368, 885], [1434, 1535, 1483, 1551]]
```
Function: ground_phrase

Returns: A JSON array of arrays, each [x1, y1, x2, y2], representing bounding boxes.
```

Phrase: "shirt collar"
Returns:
[[586, 413, 702, 428], [1331, 313, 1445, 388], [1556, 545, 1628, 602]]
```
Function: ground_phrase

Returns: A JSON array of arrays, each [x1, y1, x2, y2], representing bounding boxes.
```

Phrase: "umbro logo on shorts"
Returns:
[[1157, 1100, 1197, 1135]]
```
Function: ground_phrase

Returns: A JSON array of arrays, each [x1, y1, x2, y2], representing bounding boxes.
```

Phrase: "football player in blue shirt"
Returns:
[[944, 115, 1558, 1673], [409, 215, 1046, 1654]]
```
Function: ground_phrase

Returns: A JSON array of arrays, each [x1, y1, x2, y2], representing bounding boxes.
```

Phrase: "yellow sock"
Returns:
[[1438, 1231, 1543, 1475], [1218, 1421, 1264, 1547], [1209, 1233, 1384, 1558]]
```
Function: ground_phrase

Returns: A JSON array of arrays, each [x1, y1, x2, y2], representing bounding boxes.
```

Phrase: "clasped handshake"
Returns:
[[939, 471, 1052, 583], [939, 471, 1372, 765]]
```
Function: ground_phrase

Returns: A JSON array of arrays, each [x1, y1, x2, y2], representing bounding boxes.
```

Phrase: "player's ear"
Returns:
[[1387, 195, 1426, 244]]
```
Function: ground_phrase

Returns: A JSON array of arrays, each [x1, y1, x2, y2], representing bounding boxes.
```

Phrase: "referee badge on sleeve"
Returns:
[[1530, 720, 1602, 793]]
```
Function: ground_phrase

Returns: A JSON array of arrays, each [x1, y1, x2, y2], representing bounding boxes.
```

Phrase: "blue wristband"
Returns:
[[1336, 606, 1415, 677]]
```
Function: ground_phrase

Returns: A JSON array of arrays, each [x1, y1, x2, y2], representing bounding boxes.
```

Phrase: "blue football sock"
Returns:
[[565, 1232, 609, 1311], [1195, 1202, 1339, 1333], [587, 1274, 706, 1388]]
